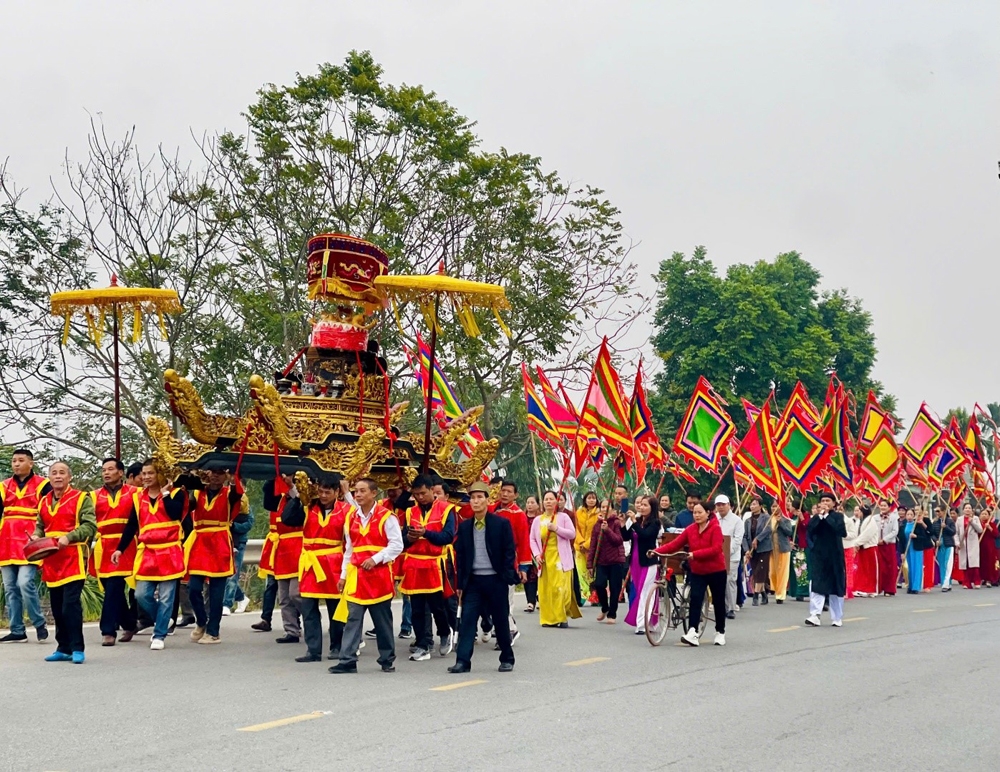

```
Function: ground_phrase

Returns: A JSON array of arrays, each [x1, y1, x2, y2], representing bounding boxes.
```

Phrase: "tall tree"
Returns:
[[0, 52, 643, 493], [650, 247, 893, 448]]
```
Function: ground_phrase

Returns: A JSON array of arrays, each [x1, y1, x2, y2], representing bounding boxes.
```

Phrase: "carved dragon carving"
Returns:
[[249, 374, 303, 451], [343, 428, 388, 482], [163, 369, 242, 445]]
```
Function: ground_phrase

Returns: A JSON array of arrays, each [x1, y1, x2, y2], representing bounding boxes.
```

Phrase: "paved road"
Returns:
[[2, 588, 998, 772]]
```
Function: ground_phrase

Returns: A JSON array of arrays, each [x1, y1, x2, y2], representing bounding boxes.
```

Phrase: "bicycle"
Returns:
[[644, 551, 714, 646]]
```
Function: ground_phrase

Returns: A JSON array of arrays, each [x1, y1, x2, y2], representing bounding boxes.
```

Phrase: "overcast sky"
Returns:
[[2, 1, 998, 424]]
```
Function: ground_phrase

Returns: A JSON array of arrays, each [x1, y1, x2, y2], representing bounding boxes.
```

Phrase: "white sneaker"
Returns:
[[714, 633, 726, 646], [681, 628, 700, 647], [805, 615, 821, 627], [479, 630, 490, 644], [510, 629, 521, 646], [150, 638, 165, 651], [831, 619, 842, 628], [222, 607, 231, 617], [235, 597, 251, 614], [409, 648, 431, 661]]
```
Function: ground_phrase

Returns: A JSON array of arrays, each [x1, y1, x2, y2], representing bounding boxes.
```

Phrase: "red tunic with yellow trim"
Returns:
[[399, 499, 452, 595], [133, 490, 187, 582], [273, 505, 304, 580], [299, 501, 351, 599], [343, 505, 395, 605], [0, 474, 49, 566], [90, 484, 137, 578], [185, 485, 240, 578], [36, 488, 89, 587], [258, 509, 280, 578]]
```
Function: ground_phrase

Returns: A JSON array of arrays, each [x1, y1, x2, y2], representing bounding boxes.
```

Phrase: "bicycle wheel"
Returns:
[[644, 583, 670, 646], [697, 588, 714, 637]]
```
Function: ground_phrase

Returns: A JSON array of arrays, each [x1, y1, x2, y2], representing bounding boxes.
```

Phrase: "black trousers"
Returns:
[[99, 575, 138, 636], [257, 575, 278, 623], [593, 563, 626, 619], [50, 579, 85, 653], [688, 570, 728, 635], [301, 597, 345, 657], [188, 575, 226, 637], [455, 574, 514, 668], [411, 591, 450, 650], [523, 579, 538, 606]]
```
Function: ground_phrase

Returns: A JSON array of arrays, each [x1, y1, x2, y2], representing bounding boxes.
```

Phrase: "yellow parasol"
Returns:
[[374, 273, 511, 339], [50, 276, 182, 457], [373, 269, 509, 472]]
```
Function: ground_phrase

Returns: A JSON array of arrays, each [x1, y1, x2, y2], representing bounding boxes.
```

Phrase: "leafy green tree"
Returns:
[[0, 53, 642, 496], [650, 247, 893, 477]]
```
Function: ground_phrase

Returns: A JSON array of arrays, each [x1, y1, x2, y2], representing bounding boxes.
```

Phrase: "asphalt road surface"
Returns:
[[2, 588, 998, 772]]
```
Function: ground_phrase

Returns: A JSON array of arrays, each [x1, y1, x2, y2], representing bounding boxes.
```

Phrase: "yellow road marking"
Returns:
[[974, 603, 995, 607], [564, 657, 610, 667], [768, 625, 800, 633], [430, 679, 488, 691], [238, 711, 328, 732], [843, 617, 867, 622], [912, 609, 934, 613]]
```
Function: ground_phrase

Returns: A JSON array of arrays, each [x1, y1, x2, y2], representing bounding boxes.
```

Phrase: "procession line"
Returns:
[[238, 711, 329, 732], [430, 679, 488, 691], [564, 657, 610, 667]]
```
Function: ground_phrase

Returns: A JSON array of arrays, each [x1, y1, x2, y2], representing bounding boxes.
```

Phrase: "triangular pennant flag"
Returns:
[[732, 399, 783, 501], [580, 338, 634, 456], [536, 367, 578, 441], [521, 363, 564, 452]]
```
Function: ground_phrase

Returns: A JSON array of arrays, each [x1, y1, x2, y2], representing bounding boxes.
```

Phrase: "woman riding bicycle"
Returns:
[[649, 501, 728, 647]]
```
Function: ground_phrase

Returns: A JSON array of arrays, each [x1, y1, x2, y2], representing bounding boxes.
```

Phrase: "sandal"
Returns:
[[524, 603, 535, 613]]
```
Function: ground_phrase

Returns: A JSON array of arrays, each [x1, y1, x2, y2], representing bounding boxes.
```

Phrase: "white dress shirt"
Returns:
[[340, 501, 403, 580], [717, 511, 745, 562]]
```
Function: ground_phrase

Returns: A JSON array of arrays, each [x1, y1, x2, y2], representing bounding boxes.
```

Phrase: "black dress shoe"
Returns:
[[275, 634, 300, 644], [498, 662, 514, 673], [295, 654, 322, 662], [327, 650, 340, 661], [250, 620, 272, 632], [725, 611, 735, 620], [381, 664, 396, 672], [447, 662, 471, 674], [328, 663, 357, 674], [175, 616, 196, 629]]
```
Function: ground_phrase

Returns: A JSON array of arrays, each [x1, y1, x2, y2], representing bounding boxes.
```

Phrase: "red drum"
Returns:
[[24, 537, 61, 562], [310, 319, 368, 351]]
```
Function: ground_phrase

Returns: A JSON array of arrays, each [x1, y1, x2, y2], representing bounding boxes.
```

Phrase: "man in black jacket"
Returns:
[[448, 482, 517, 674]]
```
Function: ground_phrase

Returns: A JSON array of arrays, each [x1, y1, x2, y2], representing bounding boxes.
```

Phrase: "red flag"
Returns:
[[580, 338, 633, 456]]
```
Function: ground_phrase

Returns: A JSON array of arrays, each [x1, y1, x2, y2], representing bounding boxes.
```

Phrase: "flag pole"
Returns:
[[529, 431, 544, 504]]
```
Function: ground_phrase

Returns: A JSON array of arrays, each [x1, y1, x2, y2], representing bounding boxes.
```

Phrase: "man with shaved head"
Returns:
[[32, 461, 96, 663]]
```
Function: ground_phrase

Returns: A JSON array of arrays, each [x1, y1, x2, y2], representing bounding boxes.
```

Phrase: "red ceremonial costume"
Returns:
[[273, 502, 304, 581], [876, 542, 897, 595], [980, 520, 999, 586], [185, 484, 242, 578], [494, 502, 532, 568], [90, 484, 137, 578], [0, 473, 49, 566], [258, 510, 280, 577], [299, 501, 350, 598], [855, 546, 879, 595], [343, 505, 395, 604], [399, 499, 451, 595], [133, 490, 187, 582], [36, 488, 88, 587]]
